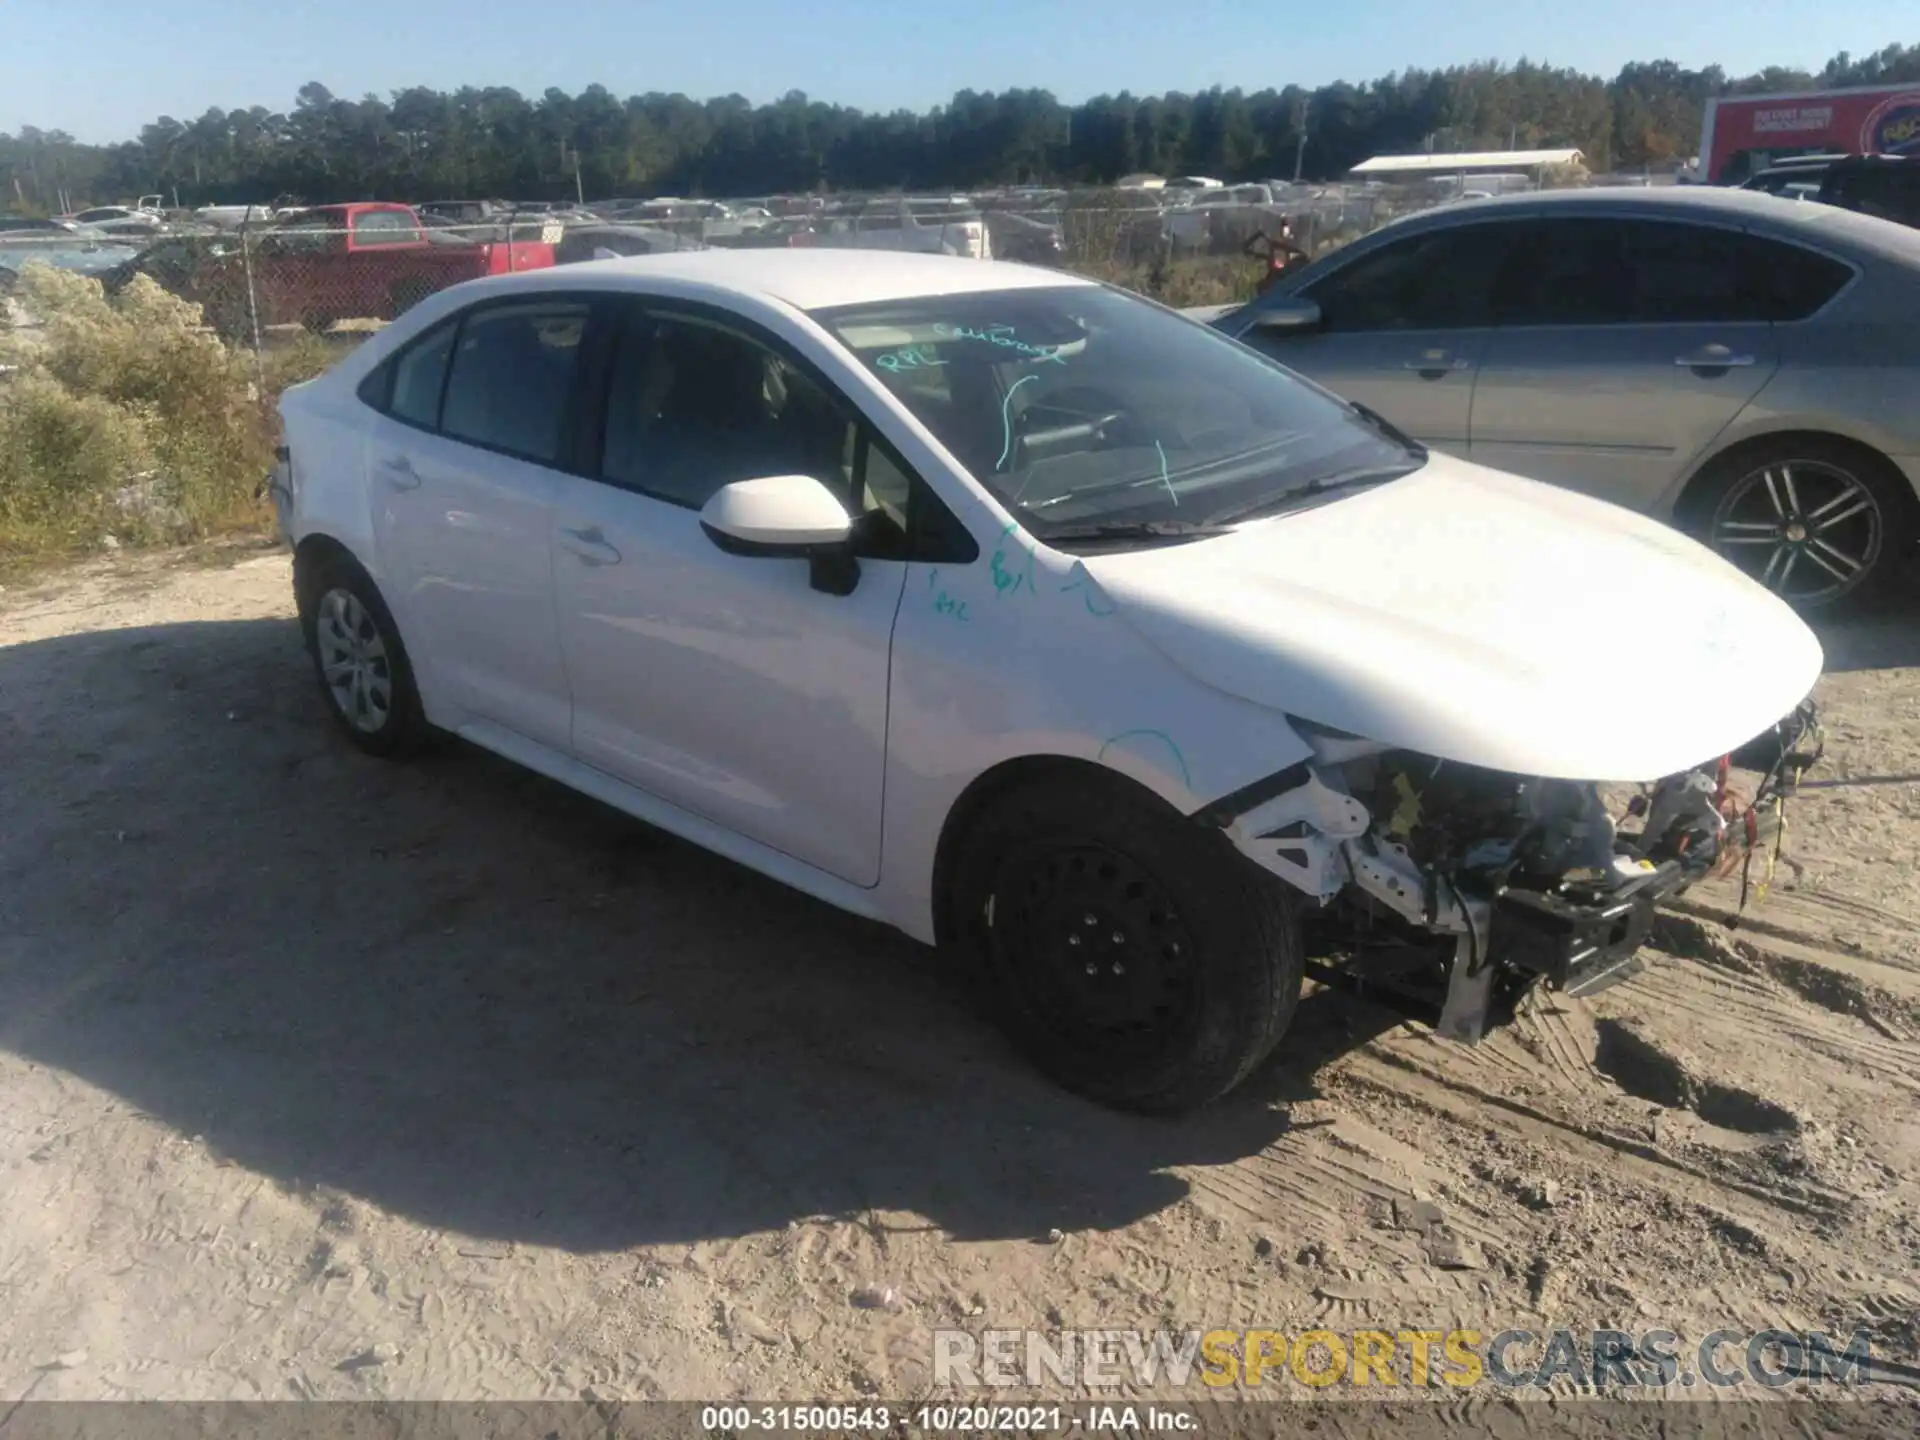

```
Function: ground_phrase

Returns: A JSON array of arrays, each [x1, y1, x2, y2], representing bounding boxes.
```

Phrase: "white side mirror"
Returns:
[[699, 474, 853, 554], [701, 474, 862, 596]]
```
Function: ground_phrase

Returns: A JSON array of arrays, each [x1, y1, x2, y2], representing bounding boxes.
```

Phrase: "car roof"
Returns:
[[1376, 184, 1920, 264], [470, 248, 1095, 312], [1410, 186, 1807, 221]]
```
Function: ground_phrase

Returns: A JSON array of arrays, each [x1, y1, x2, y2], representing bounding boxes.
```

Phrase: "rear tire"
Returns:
[[1683, 437, 1915, 612], [949, 771, 1303, 1114], [298, 554, 429, 759]]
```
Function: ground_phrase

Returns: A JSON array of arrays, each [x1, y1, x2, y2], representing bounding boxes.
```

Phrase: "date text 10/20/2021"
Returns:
[[699, 1405, 1195, 1433]]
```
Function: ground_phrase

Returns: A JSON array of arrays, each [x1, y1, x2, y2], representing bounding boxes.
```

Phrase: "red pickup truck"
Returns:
[[167, 202, 557, 338]]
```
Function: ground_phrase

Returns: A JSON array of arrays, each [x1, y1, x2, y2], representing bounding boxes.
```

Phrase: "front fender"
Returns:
[[876, 550, 1315, 944]]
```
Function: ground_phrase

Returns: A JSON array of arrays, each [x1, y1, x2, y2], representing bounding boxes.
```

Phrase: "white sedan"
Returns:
[[271, 250, 1822, 1113]]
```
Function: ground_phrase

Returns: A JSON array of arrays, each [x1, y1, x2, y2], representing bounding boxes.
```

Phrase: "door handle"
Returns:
[[560, 526, 622, 567], [376, 454, 421, 490], [1403, 354, 1472, 376], [1674, 350, 1756, 369]]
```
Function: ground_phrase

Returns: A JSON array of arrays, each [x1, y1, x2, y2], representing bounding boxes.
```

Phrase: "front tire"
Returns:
[[299, 555, 429, 758], [1686, 438, 1915, 611], [950, 772, 1304, 1114]]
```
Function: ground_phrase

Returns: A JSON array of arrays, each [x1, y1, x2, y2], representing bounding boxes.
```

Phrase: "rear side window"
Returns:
[[1489, 219, 1852, 325], [439, 302, 589, 464]]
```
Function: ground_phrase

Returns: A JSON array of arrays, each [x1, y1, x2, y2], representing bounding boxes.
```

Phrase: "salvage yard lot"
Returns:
[[2, 545, 1919, 1402]]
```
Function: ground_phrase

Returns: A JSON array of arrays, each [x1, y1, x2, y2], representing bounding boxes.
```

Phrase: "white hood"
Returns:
[[1081, 454, 1825, 782]]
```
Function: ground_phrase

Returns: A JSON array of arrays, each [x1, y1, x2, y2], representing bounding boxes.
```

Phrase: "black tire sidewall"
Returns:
[[951, 772, 1303, 1114], [300, 557, 428, 758]]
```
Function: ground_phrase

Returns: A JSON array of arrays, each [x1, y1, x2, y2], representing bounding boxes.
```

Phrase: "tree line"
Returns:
[[4, 42, 1917, 209]]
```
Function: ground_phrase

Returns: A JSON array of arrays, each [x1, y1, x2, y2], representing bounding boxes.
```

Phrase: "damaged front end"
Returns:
[[1199, 707, 1821, 1042]]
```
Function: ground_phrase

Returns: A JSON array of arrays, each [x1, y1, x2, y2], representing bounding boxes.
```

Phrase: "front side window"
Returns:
[[596, 309, 965, 558], [600, 314, 855, 509], [1302, 224, 1523, 331], [439, 302, 588, 464], [819, 285, 1420, 539]]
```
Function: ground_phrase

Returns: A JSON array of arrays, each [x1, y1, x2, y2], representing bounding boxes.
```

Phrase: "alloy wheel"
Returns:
[[1709, 459, 1882, 606], [315, 588, 394, 734]]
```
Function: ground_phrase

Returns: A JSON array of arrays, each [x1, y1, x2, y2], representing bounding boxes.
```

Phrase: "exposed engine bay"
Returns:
[[1203, 702, 1824, 1040]]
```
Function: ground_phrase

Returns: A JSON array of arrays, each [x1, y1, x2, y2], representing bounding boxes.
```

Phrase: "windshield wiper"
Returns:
[[1347, 400, 1427, 458], [1035, 518, 1237, 545], [1203, 463, 1421, 526]]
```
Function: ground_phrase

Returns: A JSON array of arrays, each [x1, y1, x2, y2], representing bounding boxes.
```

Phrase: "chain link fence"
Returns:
[[3, 175, 1597, 352]]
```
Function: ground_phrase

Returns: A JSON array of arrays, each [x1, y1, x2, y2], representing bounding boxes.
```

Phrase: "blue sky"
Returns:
[[7, 0, 1915, 142]]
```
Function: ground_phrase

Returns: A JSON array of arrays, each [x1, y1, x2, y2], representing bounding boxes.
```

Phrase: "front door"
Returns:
[[372, 298, 590, 750], [1469, 217, 1785, 511], [1237, 219, 1530, 452], [551, 305, 907, 886]]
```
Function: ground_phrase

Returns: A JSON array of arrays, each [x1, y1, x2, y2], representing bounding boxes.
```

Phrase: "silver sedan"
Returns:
[[1207, 187, 1920, 609]]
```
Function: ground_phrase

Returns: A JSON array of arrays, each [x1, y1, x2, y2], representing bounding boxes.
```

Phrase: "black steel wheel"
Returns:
[[950, 770, 1303, 1114], [992, 842, 1203, 1064]]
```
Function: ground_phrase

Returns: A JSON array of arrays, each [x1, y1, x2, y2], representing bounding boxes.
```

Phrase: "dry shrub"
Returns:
[[1071, 254, 1257, 309], [0, 374, 158, 550], [0, 263, 276, 564]]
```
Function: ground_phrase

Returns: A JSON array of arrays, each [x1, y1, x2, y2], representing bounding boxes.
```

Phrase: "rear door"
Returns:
[[368, 297, 594, 750], [1468, 217, 1788, 511], [1235, 220, 1529, 453]]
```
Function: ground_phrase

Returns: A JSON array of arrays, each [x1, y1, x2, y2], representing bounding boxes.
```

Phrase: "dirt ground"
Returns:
[[3, 543, 1920, 1408]]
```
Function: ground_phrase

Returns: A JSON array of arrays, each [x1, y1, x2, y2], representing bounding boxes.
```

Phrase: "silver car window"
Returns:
[[1299, 222, 1531, 332], [1487, 219, 1854, 326]]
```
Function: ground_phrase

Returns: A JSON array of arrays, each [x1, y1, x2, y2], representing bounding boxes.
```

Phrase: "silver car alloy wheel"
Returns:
[[1709, 459, 1882, 607], [315, 588, 394, 734]]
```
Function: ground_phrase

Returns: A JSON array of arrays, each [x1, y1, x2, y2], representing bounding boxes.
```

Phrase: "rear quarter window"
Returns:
[[1742, 235, 1856, 321], [356, 318, 458, 428]]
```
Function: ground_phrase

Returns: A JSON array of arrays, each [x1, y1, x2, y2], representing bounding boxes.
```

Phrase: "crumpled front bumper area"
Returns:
[[1203, 702, 1822, 1043]]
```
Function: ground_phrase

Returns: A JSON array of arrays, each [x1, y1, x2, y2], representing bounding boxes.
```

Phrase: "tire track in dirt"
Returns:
[[1509, 997, 1601, 1090], [1338, 1044, 1846, 1221], [1618, 962, 1920, 1093]]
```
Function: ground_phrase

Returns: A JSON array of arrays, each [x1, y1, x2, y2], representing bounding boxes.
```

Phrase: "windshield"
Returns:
[[816, 284, 1419, 539]]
